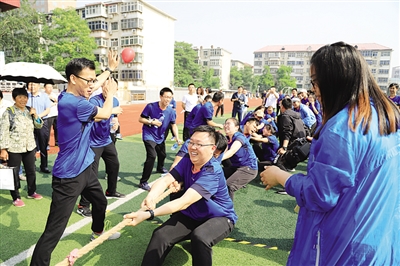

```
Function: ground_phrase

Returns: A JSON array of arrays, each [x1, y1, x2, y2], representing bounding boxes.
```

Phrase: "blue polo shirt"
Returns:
[[185, 103, 201, 130], [389, 95, 400, 106], [227, 132, 258, 170], [191, 101, 213, 130], [52, 92, 97, 178], [89, 94, 119, 148], [170, 155, 237, 224], [141, 102, 176, 144], [261, 135, 279, 161], [27, 92, 52, 119]]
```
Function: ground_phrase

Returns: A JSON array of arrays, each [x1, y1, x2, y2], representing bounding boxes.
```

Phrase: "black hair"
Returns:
[[212, 91, 224, 102], [192, 125, 217, 144], [65, 58, 96, 82], [12, 87, 28, 99], [160, 87, 173, 96], [204, 95, 212, 102], [263, 123, 275, 135], [215, 132, 228, 152], [246, 117, 260, 127], [311, 41, 399, 137], [0, 90, 3, 99], [281, 98, 293, 109], [188, 83, 195, 87], [389, 83, 399, 89]]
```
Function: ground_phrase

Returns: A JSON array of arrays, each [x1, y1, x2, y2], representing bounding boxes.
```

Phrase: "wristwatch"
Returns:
[[282, 146, 287, 151], [105, 67, 113, 73]]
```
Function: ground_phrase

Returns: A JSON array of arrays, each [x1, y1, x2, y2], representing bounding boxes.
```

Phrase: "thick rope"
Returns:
[[56, 186, 176, 266]]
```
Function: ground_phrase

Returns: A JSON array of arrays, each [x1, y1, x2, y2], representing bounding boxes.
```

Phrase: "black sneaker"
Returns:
[[105, 191, 126, 198], [77, 206, 92, 217], [139, 182, 151, 191], [156, 167, 168, 174]]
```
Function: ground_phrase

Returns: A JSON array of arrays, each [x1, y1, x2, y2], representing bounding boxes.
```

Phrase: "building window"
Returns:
[[287, 61, 295, 66], [381, 51, 390, 56], [210, 49, 221, 56], [295, 76, 303, 81], [120, 70, 143, 81], [268, 52, 280, 57], [377, 77, 388, 83], [85, 5, 101, 16], [296, 52, 305, 57], [254, 61, 262, 66], [81, 9, 86, 18], [378, 69, 389, 74], [120, 1, 143, 13], [120, 35, 143, 46], [111, 22, 118, 31], [110, 38, 118, 47], [203, 61, 208, 66], [108, 4, 117, 13], [288, 52, 295, 57], [214, 69, 220, 76], [254, 69, 262, 74], [254, 53, 262, 58], [95, 38, 108, 47], [270, 68, 277, 73], [295, 61, 304, 65], [94, 54, 100, 62], [134, 52, 143, 63], [88, 20, 108, 31], [379, 60, 390, 65], [371, 69, 376, 74], [204, 51, 208, 56], [365, 60, 376, 65], [210, 59, 220, 66], [121, 18, 144, 30]]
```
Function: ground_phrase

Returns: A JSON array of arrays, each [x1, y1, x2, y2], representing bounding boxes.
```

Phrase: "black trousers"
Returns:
[[79, 143, 120, 207], [232, 107, 243, 124], [30, 165, 107, 266], [183, 111, 190, 141], [215, 104, 224, 117], [141, 212, 234, 266], [8, 150, 36, 200], [140, 140, 166, 184], [46, 116, 58, 146], [34, 119, 49, 169]]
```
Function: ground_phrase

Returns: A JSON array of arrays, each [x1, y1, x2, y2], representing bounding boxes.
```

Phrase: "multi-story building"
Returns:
[[29, 0, 76, 13], [253, 43, 392, 91], [193, 45, 231, 90], [74, 1, 175, 102]]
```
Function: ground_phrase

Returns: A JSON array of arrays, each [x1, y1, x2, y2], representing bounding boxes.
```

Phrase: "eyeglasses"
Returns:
[[310, 79, 317, 88], [188, 141, 215, 148], [74, 74, 98, 85]]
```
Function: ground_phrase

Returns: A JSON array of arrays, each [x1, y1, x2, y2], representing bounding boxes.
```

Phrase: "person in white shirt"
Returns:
[[43, 84, 59, 147], [181, 83, 199, 140], [0, 90, 13, 116], [264, 86, 279, 111]]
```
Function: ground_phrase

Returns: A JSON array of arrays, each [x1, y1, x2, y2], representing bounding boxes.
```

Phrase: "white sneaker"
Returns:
[[19, 174, 27, 181], [104, 175, 121, 181], [91, 231, 121, 241]]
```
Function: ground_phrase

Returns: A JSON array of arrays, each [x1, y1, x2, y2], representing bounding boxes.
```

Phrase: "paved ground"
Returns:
[[42, 97, 263, 154]]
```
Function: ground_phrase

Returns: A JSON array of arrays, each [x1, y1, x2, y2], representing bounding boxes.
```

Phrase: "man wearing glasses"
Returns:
[[138, 87, 181, 191], [31, 50, 120, 266]]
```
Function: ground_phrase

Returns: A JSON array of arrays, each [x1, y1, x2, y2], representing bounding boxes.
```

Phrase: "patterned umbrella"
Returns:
[[0, 62, 67, 84]]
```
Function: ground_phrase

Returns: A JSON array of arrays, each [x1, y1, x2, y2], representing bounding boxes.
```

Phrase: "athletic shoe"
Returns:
[[170, 136, 175, 141], [115, 133, 123, 140], [276, 189, 288, 195], [19, 174, 27, 181], [13, 198, 25, 207], [105, 191, 126, 198], [91, 231, 121, 241], [139, 182, 151, 191], [156, 167, 168, 174], [27, 192, 43, 200], [77, 205, 92, 217], [104, 175, 121, 181]]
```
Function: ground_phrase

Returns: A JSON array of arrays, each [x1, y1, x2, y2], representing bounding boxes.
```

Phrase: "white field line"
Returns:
[[0, 180, 157, 266]]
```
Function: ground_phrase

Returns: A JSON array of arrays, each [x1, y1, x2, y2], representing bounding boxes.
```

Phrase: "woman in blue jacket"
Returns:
[[261, 42, 400, 265]]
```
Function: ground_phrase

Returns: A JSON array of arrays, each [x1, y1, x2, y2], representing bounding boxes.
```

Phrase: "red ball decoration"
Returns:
[[121, 48, 136, 63]]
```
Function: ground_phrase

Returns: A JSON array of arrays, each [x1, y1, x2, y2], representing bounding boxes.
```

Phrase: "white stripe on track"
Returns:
[[1, 180, 156, 266]]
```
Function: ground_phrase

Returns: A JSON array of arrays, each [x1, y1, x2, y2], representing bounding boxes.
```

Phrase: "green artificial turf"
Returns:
[[0, 117, 305, 265]]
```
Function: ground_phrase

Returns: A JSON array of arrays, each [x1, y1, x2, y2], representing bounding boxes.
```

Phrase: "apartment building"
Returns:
[[193, 45, 231, 90], [75, 1, 175, 102], [29, 0, 76, 13], [253, 43, 392, 91]]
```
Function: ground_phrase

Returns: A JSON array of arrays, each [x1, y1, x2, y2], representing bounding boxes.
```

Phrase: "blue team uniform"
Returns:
[[191, 101, 213, 132]]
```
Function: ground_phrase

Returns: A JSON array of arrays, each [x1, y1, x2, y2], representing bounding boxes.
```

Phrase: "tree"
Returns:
[[241, 66, 254, 91], [174, 41, 202, 87], [201, 68, 220, 89], [0, 0, 42, 63], [259, 66, 275, 90], [40, 8, 98, 72], [229, 66, 242, 89], [275, 65, 297, 90]]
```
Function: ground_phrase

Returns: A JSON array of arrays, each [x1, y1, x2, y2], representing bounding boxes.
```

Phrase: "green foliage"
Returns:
[[40, 8, 97, 72], [276, 65, 297, 90], [241, 66, 254, 90], [174, 41, 202, 87], [259, 66, 275, 90], [0, 0, 42, 63], [201, 68, 220, 89], [230, 66, 242, 88]]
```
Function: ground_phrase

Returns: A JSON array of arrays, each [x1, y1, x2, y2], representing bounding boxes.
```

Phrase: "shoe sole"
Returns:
[[105, 195, 126, 199], [27, 196, 43, 200], [76, 210, 92, 217]]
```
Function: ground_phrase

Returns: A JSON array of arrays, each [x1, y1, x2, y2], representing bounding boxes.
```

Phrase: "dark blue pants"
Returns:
[[142, 212, 234, 266], [232, 107, 243, 124]]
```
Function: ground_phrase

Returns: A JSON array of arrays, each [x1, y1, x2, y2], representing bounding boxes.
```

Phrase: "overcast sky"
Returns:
[[78, 0, 399, 70]]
